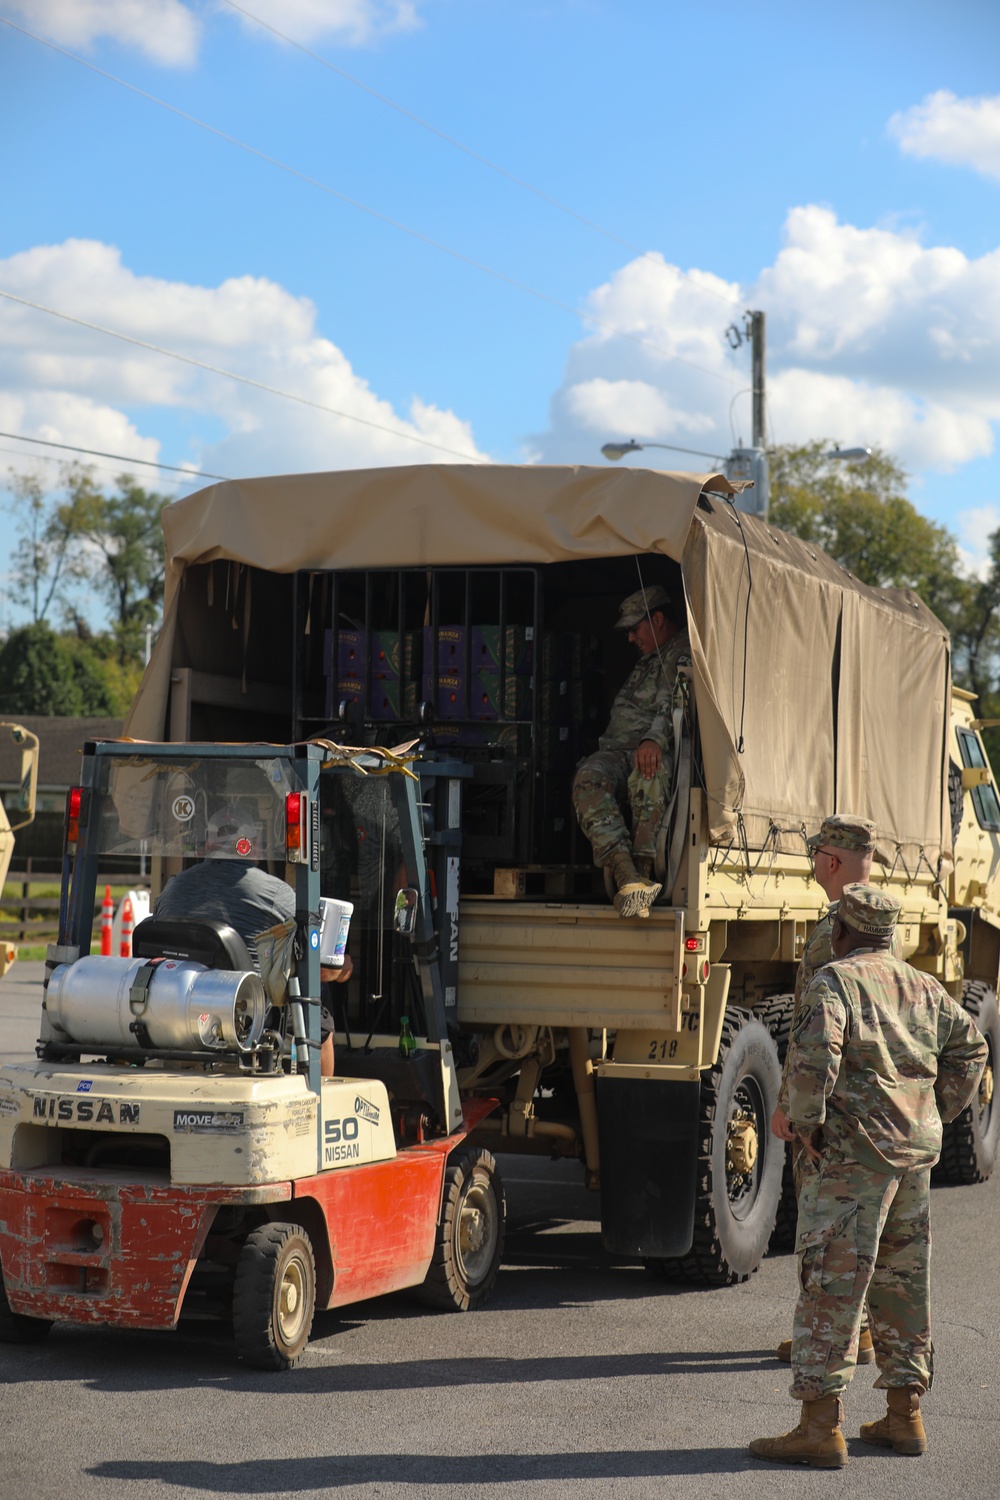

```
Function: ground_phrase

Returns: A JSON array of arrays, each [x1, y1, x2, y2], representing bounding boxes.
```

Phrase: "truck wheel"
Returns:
[[937, 982, 999, 1184], [758, 994, 797, 1252], [649, 1008, 783, 1286], [0, 1275, 52, 1344], [417, 1148, 505, 1311], [233, 1223, 316, 1370]]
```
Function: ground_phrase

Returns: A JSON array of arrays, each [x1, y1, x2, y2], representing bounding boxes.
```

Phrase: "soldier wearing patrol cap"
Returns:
[[771, 813, 898, 1367], [750, 883, 988, 1469], [571, 584, 690, 917]]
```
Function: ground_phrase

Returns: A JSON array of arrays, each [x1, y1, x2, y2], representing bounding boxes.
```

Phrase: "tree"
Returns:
[[56, 467, 168, 665], [768, 442, 968, 629], [4, 468, 78, 626], [0, 623, 116, 716]]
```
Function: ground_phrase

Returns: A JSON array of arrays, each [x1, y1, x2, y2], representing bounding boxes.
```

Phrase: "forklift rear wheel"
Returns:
[[417, 1148, 505, 1312], [0, 1275, 53, 1344], [233, 1222, 317, 1370]]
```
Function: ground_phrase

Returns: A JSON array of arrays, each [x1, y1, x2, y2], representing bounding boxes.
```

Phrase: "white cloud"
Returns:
[[564, 378, 717, 440], [955, 504, 1000, 579], [766, 369, 994, 471], [889, 90, 1000, 182], [532, 206, 1000, 478], [6, 0, 202, 66], [8, 0, 422, 63], [0, 238, 487, 491], [228, 0, 422, 48]]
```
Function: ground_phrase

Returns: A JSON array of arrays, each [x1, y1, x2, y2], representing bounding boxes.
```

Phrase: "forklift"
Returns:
[[0, 738, 503, 1368]]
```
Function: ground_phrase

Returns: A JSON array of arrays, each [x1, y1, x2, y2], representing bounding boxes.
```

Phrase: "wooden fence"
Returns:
[[0, 860, 151, 947]]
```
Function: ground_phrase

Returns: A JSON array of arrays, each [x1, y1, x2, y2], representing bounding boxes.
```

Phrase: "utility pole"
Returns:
[[724, 309, 769, 518], [750, 310, 766, 450]]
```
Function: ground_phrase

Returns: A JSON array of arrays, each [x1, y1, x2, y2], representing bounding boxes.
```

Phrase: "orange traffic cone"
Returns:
[[100, 885, 114, 956], [120, 896, 134, 958]]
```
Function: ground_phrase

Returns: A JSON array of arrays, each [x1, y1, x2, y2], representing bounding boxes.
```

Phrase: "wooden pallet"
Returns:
[[492, 865, 597, 899]]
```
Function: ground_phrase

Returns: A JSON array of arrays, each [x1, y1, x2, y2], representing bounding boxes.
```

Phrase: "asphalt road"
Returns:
[[1, 961, 998, 1500]]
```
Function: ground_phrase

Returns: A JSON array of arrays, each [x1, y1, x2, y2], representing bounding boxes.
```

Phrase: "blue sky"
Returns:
[[2, 0, 1000, 627]]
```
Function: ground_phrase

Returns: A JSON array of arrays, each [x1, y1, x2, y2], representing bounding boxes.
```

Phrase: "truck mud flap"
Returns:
[[597, 1077, 700, 1258]]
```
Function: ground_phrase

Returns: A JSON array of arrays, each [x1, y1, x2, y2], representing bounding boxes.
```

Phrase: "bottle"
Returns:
[[398, 1015, 416, 1059]]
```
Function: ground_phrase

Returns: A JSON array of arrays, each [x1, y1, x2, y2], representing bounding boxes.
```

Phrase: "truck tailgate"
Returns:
[[457, 900, 683, 1030]]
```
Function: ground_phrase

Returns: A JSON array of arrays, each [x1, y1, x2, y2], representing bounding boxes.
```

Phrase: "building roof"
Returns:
[[0, 717, 124, 790]]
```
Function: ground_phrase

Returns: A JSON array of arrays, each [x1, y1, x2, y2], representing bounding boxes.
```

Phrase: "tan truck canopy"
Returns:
[[128, 462, 952, 871]]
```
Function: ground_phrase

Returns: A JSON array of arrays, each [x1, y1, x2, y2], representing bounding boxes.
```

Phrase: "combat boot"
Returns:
[[859, 1387, 927, 1455], [607, 848, 661, 918], [776, 1326, 875, 1366], [749, 1395, 848, 1469]]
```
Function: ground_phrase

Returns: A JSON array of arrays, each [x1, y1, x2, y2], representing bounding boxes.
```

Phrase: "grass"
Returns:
[[0, 880, 143, 962]]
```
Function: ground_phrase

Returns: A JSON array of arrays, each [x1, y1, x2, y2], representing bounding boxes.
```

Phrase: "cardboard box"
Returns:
[[471, 625, 534, 675], [472, 669, 533, 721]]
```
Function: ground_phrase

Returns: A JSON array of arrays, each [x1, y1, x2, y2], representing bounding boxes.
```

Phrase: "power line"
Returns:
[[222, 0, 743, 314], [3, 18, 737, 389], [0, 289, 488, 463], [0, 430, 228, 481]]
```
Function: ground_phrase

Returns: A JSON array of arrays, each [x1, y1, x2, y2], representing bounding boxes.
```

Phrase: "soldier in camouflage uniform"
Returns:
[[750, 884, 987, 1468], [571, 584, 690, 918], [771, 814, 902, 1367]]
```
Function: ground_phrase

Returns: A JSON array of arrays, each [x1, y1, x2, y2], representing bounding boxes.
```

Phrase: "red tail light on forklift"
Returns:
[[285, 792, 306, 862], [65, 786, 83, 851]]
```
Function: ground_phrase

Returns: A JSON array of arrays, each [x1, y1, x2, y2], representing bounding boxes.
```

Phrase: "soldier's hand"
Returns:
[[321, 953, 354, 985], [634, 739, 662, 779], [795, 1127, 823, 1163], [771, 1106, 795, 1141]]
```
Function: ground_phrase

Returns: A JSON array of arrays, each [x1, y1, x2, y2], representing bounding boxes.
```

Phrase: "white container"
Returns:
[[318, 897, 353, 967]]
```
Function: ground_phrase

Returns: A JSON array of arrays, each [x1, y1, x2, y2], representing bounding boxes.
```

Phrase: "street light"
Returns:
[[600, 439, 726, 463], [825, 445, 872, 462]]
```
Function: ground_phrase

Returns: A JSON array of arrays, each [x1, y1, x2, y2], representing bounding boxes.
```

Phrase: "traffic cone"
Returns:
[[120, 896, 134, 958], [100, 885, 114, 956]]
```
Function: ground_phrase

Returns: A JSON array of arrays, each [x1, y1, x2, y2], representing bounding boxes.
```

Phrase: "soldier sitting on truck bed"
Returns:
[[571, 584, 690, 918], [155, 803, 349, 1077]]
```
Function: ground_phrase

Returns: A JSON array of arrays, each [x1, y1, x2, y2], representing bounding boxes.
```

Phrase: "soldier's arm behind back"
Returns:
[[785, 972, 847, 1129], [935, 994, 990, 1123]]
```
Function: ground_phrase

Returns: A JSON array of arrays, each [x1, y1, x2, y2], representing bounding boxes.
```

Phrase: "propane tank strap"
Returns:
[[129, 958, 163, 1016]]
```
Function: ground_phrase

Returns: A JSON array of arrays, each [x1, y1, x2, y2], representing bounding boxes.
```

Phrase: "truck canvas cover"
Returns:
[[127, 462, 952, 871]]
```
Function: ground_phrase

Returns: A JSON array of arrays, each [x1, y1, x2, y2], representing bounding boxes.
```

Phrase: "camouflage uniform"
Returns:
[[785, 885, 987, 1401], [572, 624, 691, 867]]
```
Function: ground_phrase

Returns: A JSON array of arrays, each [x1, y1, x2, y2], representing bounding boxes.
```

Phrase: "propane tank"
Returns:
[[46, 956, 267, 1054]]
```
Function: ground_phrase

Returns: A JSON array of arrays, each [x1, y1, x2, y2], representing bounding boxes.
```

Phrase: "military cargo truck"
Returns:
[[0, 725, 39, 976], [118, 463, 999, 1285]]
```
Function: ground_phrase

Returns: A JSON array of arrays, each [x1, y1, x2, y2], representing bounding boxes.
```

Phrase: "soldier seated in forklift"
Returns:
[[571, 583, 691, 917]]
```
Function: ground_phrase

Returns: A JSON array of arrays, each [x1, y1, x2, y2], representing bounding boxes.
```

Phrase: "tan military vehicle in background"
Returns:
[[119, 462, 999, 1286], [0, 725, 39, 976]]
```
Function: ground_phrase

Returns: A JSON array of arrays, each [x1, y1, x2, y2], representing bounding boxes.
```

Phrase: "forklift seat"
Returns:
[[131, 916, 255, 972]]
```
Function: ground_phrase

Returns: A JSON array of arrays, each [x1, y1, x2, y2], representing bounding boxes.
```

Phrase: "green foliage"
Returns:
[[5, 462, 167, 667], [769, 442, 968, 627], [0, 623, 116, 716]]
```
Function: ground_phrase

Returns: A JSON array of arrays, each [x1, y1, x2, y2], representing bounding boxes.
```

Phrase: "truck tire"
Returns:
[[417, 1148, 505, 1311], [648, 1008, 783, 1286], [233, 1222, 316, 1369], [937, 982, 999, 1185], [0, 1275, 52, 1344], [758, 994, 798, 1252]]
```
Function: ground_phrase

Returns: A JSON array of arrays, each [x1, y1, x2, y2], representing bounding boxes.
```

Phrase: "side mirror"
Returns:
[[393, 887, 419, 936]]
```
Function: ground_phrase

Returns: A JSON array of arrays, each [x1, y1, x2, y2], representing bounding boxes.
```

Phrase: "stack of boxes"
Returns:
[[425, 625, 533, 746], [323, 624, 605, 780]]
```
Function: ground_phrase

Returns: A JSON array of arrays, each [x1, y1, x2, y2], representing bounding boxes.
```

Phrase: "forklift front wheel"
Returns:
[[233, 1222, 317, 1370], [0, 1275, 53, 1344], [418, 1148, 506, 1312]]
